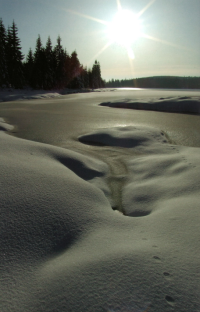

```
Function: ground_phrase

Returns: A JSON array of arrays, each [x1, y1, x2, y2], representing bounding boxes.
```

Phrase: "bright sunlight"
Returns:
[[65, 0, 185, 65], [107, 10, 142, 48]]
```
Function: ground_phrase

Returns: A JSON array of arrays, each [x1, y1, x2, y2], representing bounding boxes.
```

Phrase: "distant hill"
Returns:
[[106, 76, 200, 89]]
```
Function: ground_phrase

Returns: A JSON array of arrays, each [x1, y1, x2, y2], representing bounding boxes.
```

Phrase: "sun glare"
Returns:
[[65, 0, 183, 67], [107, 10, 142, 47]]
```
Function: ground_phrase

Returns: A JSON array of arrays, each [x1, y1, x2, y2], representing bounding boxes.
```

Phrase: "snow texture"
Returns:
[[0, 117, 200, 311]]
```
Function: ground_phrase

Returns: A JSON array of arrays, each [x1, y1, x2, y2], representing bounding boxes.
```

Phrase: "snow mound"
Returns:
[[100, 96, 200, 114], [124, 148, 200, 217], [0, 131, 111, 260], [79, 126, 200, 218], [79, 126, 169, 154]]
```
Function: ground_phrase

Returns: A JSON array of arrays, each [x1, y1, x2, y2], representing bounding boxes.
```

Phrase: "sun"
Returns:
[[65, 0, 184, 65], [107, 9, 142, 48]]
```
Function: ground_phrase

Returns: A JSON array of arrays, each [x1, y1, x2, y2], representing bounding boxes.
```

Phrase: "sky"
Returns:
[[1, 0, 200, 80]]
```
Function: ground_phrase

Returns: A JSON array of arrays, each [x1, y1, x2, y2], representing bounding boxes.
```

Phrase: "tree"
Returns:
[[0, 18, 8, 86], [69, 51, 83, 89], [54, 36, 67, 88], [88, 69, 93, 88], [91, 60, 103, 88], [44, 36, 54, 89], [32, 35, 46, 88], [0, 19, 105, 90], [81, 66, 89, 88], [24, 48, 34, 87], [6, 21, 24, 88]]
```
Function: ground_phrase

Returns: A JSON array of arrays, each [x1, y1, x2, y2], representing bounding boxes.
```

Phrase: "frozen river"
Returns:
[[0, 88, 200, 150]]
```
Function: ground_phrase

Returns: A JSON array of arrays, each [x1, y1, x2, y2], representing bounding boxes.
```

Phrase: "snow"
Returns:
[[0, 90, 200, 311], [0, 88, 62, 102], [0, 87, 93, 102], [1, 87, 200, 115], [100, 95, 200, 114]]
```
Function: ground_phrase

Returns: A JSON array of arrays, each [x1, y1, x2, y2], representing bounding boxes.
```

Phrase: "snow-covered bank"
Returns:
[[1, 117, 200, 311], [0, 87, 94, 102], [0, 88, 61, 102], [100, 95, 200, 114]]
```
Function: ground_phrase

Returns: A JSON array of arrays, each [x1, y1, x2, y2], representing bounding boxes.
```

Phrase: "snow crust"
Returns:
[[1, 118, 200, 311]]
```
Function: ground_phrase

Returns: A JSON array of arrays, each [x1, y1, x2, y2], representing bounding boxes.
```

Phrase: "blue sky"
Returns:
[[1, 0, 200, 80]]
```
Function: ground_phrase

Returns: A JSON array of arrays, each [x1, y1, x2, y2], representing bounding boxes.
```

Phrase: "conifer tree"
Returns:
[[69, 51, 83, 88], [24, 48, 34, 87], [0, 18, 8, 87], [44, 36, 54, 89], [0, 18, 105, 90], [33, 35, 46, 88], [54, 36, 67, 88], [63, 50, 71, 88], [92, 60, 103, 88], [6, 21, 24, 88]]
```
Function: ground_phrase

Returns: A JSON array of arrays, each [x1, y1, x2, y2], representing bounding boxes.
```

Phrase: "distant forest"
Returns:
[[106, 76, 200, 89], [0, 18, 105, 89]]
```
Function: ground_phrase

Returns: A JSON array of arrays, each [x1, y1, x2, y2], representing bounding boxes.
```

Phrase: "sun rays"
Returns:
[[137, 0, 156, 18], [64, 0, 187, 72], [142, 34, 194, 52], [63, 8, 108, 26], [87, 41, 113, 65]]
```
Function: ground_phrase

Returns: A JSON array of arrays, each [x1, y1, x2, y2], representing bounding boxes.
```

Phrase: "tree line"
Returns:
[[106, 76, 200, 89], [0, 18, 105, 89]]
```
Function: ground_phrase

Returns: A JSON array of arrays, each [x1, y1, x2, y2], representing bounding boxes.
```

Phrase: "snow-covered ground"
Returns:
[[0, 88, 61, 102], [0, 89, 200, 311], [0, 87, 93, 102]]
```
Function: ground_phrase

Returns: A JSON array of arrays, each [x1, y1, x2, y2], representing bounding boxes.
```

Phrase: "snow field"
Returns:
[[0, 117, 200, 311]]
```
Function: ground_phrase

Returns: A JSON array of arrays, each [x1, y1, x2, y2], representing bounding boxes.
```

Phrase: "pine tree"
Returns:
[[24, 48, 34, 87], [54, 36, 67, 88], [0, 18, 8, 87], [6, 21, 24, 88], [92, 60, 103, 88], [69, 51, 83, 88], [1, 18, 105, 90], [44, 36, 54, 89], [32, 35, 46, 88], [64, 50, 71, 88]]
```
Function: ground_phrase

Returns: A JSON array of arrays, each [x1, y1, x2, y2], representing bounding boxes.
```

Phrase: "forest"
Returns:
[[106, 76, 200, 89], [0, 18, 105, 90]]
